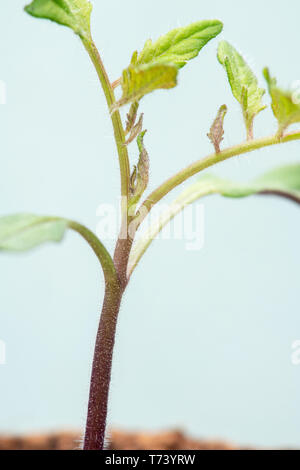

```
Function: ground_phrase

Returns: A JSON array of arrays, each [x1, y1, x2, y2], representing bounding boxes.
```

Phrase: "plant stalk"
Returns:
[[82, 39, 130, 219], [68, 220, 117, 284], [113, 217, 134, 289], [83, 229, 133, 450], [80, 37, 134, 451], [83, 278, 123, 450]]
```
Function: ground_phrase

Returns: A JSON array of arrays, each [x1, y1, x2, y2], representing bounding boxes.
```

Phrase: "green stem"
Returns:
[[68, 220, 118, 284], [136, 130, 300, 228], [82, 39, 130, 216]]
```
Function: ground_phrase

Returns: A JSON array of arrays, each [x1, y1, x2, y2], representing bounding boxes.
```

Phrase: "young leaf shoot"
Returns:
[[217, 41, 266, 140]]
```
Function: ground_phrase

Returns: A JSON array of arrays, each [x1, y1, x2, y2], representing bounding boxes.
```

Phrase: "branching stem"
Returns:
[[79, 39, 133, 450], [136, 130, 300, 229], [81, 33, 300, 454], [69, 220, 117, 284]]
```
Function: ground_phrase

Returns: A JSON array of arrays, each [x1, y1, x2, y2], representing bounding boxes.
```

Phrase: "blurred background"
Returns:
[[0, 0, 300, 448]]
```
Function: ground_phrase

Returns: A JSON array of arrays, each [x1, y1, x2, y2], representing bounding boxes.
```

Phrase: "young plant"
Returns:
[[2, 0, 300, 450]]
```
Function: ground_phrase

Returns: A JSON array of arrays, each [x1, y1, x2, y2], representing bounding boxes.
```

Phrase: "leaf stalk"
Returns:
[[136, 130, 300, 230]]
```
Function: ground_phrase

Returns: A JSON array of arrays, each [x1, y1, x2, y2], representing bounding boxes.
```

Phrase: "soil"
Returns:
[[0, 430, 238, 450]]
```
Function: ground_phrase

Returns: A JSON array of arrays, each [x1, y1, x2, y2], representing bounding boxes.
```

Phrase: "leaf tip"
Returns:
[[263, 67, 272, 86], [23, 0, 93, 41]]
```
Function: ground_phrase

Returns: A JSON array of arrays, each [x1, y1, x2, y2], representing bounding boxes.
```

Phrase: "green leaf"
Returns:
[[137, 20, 223, 69], [184, 164, 300, 202], [128, 164, 300, 276], [111, 64, 178, 112], [24, 0, 92, 41], [217, 41, 266, 139], [263, 68, 300, 136], [0, 214, 68, 251], [0, 215, 118, 285], [115, 20, 222, 112]]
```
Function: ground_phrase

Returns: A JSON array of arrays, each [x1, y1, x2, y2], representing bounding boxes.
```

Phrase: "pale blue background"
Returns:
[[0, 0, 300, 448]]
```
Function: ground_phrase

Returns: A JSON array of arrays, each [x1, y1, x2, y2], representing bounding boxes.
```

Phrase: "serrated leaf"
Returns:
[[24, 0, 92, 41], [137, 20, 223, 69], [128, 164, 300, 276], [218, 41, 266, 139], [0, 214, 68, 251], [117, 21, 222, 112], [207, 104, 227, 153], [111, 64, 178, 112], [263, 68, 300, 136]]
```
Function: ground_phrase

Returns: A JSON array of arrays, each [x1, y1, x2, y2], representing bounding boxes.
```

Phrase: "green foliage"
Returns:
[[217, 41, 266, 139], [111, 64, 178, 112], [136, 20, 223, 69], [263, 68, 300, 136], [0, 214, 67, 251], [24, 0, 92, 41], [207, 104, 227, 153], [128, 164, 300, 275], [114, 20, 222, 113], [5, 5, 300, 451], [182, 164, 300, 202]]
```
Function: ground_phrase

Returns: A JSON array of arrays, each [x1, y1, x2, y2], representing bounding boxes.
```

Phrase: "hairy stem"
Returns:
[[136, 130, 300, 229], [68, 220, 117, 284], [79, 38, 133, 450], [111, 77, 121, 89], [114, 234, 134, 290], [82, 39, 130, 217], [68, 221, 122, 449], [83, 230, 133, 450], [83, 279, 123, 450], [247, 122, 254, 141]]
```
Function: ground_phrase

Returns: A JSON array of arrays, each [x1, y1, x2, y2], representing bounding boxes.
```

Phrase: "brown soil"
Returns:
[[0, 430, 238, 450]]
